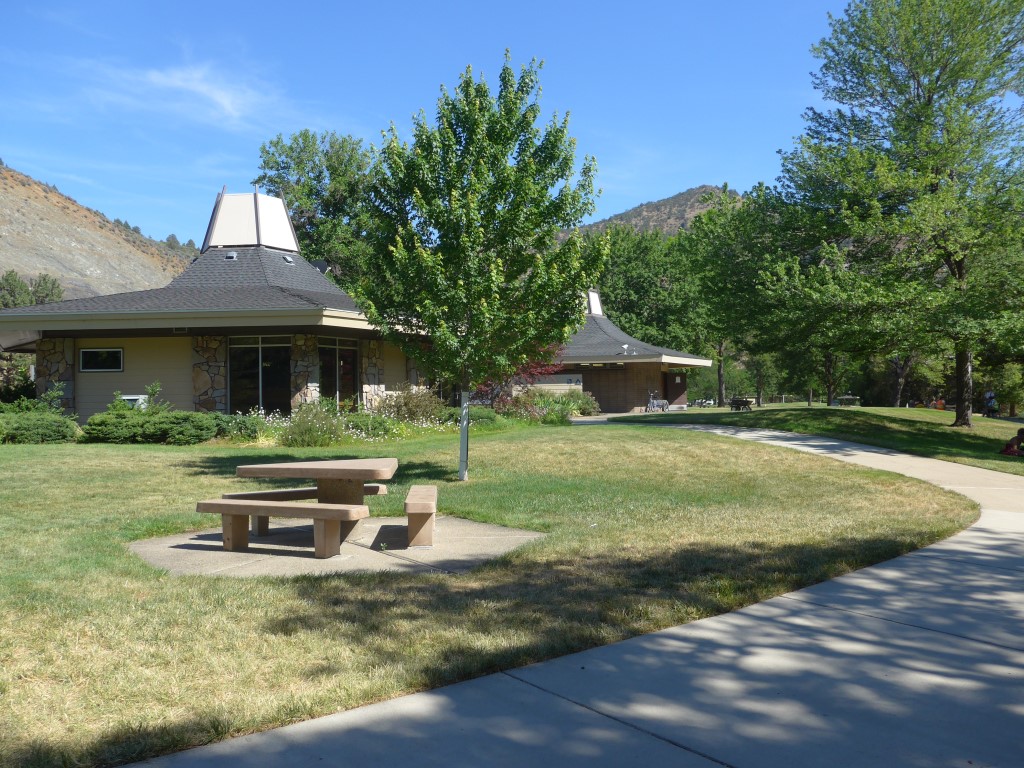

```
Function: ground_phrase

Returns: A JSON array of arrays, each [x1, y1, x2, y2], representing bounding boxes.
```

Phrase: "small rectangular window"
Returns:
[[80, 348, 123, 372]]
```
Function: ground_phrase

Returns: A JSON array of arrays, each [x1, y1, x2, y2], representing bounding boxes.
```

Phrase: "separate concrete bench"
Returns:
[[405, 485, 438, 547], [222, 484, 386, 536], [197, 498, 368, 559]]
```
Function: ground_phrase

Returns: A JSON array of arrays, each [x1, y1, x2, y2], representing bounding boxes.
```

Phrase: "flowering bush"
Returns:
[[495, 388, 600, 425], [374, 383, 447, 425]]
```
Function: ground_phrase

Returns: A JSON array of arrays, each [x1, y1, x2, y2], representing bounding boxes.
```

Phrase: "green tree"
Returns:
[[357, 53, 601, 480], [589, 225, 710, 355], [0, 271, 62, 398], [781, 0, 1024, 426], [253, 129, 372, 283], [29, 273, 63, 305], [0, 270, 32, 309]]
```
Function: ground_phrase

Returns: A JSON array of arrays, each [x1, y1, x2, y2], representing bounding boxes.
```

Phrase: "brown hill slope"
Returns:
[[0, 166, 191, 299], [582, 185, 732, 236]]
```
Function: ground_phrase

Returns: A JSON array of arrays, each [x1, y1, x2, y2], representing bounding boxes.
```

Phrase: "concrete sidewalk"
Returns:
[[137, 427, 1024, 767]]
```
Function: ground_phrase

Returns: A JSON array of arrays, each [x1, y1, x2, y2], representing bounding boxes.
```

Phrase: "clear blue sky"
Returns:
[[2, 1, 849, 246]]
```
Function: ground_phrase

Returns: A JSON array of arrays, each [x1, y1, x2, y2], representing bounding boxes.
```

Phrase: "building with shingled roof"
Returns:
[[0, 190, 711, 418], [0, 190, 416, 418], [545, 290, 711, 413]]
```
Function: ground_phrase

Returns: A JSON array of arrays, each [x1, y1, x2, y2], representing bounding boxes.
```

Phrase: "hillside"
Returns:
[[582, 185, 733, 236], [0, 166, 192, 299]]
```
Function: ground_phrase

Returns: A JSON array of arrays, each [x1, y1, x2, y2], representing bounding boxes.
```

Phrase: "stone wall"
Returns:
[[361, 339, 385, 409], [191, 335, 227, 413], [291, 334, 319, 410], [35, 337, 74, 412]]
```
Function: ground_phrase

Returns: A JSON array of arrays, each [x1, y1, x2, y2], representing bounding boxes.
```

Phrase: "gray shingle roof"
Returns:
[[562, 312, 708, 363], [0, 247, 359, 316]]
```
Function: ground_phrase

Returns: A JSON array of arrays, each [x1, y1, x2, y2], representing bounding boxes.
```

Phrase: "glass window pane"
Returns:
[[260, 346, 292, 414], [80, 349, 123, 372], [229, 347, 260, 414], [339, 349, 358, 402], [319, 347, 338, 403]]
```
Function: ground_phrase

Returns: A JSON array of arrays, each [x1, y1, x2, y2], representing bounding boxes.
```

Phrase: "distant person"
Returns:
[[984, 390, 999, 417], [935, 396, 945, 411], [1000, 428, 1024, 457]]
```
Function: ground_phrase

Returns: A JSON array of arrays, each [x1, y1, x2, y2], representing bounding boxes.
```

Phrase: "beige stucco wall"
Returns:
[[75, 337, 193, 419], [380, 343, 410, 389]]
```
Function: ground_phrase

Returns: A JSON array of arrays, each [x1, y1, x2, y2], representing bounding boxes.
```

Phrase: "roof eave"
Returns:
[[558, 353, 713, 367], [0, 306, 372, 333]]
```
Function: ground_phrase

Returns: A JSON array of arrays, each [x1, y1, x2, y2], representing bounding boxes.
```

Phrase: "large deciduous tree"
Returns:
[[356, 54, 601, 480], [781, 0, 1024, 426], [253, 130, 372, 283], [588, 225, 711, 356]]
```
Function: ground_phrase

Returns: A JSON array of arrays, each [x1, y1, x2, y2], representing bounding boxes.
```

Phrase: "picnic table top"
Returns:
[[236, 458, 398, 481]]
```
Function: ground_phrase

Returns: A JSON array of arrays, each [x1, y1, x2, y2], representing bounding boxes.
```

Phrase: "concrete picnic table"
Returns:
[[235, 457, 399, 505]]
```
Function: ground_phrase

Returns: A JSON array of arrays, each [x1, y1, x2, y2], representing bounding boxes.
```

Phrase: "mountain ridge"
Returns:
[[0, 165, 192, 299], [581, 184, 733, 236]]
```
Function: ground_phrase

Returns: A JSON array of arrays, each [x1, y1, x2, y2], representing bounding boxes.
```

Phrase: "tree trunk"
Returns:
[[458, 389, 471, 481], [889, 354, 915, 407], [808, 388, 813, 407], [951, 348, 973, 427], [823, 351, 838, 406], [716, 340, 726, 407]]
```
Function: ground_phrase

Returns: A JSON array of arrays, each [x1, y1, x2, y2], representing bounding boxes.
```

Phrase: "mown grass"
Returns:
[[616, 405, 1024, 476], [0, 424, 977, 766]]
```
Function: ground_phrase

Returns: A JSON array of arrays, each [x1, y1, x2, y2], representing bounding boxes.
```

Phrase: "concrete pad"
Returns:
[[137, 672, 714, 768], [509, 596, 1024, 768], [128, 516, 545, 577]]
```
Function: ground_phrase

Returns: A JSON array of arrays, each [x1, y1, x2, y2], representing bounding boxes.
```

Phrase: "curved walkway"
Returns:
[[138, 427, 1024, 768]]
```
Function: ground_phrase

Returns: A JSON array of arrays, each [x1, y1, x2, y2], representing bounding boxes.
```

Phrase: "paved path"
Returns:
[[137, 427, 1024, 767]]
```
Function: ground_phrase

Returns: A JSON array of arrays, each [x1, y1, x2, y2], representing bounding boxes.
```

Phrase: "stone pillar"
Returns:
[[192, 335, 228, 413], [35, 337, 74, 413], [291, 334, 319, 410], [361, 340, 385, 410]]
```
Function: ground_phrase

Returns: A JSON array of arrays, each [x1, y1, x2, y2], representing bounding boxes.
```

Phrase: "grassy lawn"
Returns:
[[0, 424, 976, 766], [616, 405, 1024, 476]]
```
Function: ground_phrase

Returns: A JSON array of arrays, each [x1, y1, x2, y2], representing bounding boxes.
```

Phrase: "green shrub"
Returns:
[[280, 402, 344, 447], [375, 384, 447, 424], [558, 389, 601, 416], [142, 413, 219, 445], [0, 412, 79, 443], [495, 388, 600, 424], [0, 382, 70, 415], [216, 412, 265, 440], [80, 412, 147, 443], [441, 405, 498, 423], [80, 387, 219, 445], [342, 411, 404, 440]]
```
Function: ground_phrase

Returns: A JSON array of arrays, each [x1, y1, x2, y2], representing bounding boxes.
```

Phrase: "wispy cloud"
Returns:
[[78, 60, 278, 131]]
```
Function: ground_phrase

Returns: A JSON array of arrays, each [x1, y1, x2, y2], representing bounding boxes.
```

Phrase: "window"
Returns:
[[229, 336, 292, 414], [318, 338, 359, 407], [80, 348, 123, 372]]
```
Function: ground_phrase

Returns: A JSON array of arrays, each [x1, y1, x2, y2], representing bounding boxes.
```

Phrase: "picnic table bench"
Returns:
[[196, 458, 397, 559], [196, 458, 440, 557], [196, 497, 369, 558], [729, 398, 753, 411]]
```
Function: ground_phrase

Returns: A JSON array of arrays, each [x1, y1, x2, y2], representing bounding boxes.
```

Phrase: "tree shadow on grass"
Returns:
[[10, 713, 233, 768], [19, 527, 1015, 767], [265, 533, 947, 690]]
